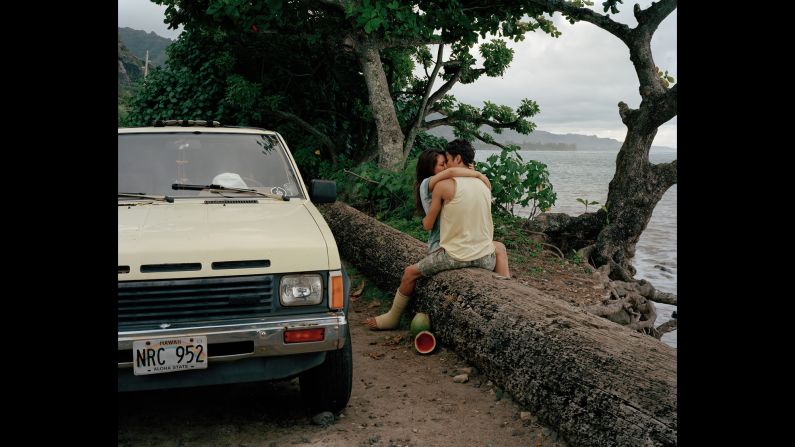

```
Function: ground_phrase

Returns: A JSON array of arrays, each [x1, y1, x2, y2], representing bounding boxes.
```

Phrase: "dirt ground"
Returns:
[[118, 267, 571, 447], [508, 250, 609, 309]]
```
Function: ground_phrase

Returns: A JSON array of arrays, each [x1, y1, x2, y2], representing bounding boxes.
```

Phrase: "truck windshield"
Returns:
[[118, 132, 305, 199]]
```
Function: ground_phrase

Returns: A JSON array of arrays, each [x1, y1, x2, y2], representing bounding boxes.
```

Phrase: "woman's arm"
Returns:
[[423, 180, 451, 230], [428, 167, 491, 191]]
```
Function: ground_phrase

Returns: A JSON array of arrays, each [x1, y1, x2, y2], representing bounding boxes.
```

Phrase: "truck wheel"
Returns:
[[300, 325, 352, 414]]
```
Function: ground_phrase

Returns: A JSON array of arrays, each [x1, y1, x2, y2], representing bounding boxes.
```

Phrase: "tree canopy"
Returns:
[[125, 0, 563, 172]]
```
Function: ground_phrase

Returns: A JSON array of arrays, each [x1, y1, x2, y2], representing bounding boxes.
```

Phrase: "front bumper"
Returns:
[[118, 313, 347, 391]]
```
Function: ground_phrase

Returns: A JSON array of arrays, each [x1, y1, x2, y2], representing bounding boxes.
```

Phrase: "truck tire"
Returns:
[[299, 325, 352, 414]]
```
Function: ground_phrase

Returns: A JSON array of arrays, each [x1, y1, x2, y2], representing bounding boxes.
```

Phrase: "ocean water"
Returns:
[[475, 149, 678, 348]]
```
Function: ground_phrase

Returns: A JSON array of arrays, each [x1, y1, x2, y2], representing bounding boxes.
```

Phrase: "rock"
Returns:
[[368, 435, 381, 444], [453, 374, 469, 383], [520, 411, 533, 421], [311, 411, 335, 427], [457, 367, 474, 375], [654, 264, 673, 273], [512, 429, 525, 437]]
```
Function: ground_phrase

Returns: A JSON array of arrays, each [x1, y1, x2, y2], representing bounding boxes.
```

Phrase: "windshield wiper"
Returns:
[[118, 192, 174, 203], [171, 183, 289, 201]]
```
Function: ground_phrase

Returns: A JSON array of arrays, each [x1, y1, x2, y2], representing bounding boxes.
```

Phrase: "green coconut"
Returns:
[[410, 312, 431, 337]]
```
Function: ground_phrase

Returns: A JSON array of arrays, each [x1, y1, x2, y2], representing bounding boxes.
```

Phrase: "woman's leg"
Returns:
[[493, 241, 510, 277]]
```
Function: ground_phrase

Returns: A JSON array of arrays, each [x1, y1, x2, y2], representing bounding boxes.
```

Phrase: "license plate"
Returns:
[[133, 336, 208, 376]]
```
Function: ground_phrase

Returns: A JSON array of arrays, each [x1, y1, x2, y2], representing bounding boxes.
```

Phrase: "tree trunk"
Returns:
[[592, 114, 676, 281], [353, 39, 405, 172], [318, 202, 677, 447]]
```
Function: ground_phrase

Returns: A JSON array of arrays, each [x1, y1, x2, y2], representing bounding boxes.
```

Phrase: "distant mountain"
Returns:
[[118, 27, 174, 67], [118, 39, 146, 94], [426, 124, 675, 152]]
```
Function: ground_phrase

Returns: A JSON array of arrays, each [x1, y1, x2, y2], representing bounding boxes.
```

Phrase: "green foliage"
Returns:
[[223, 74, 263, 125], [601, 0, 622, 14], [576, 198, 600, 213], [125, 29, 234, 126], [144, 0, 558, 171], [477, 145, 556, 218], [381, 215, 426, 242], [656, 66, 676, 88], [479, 40, 513, 77], [566, 250, 584, 265], [493, 213, 542, 253], [345, 0, 421, 38], [314, 130, 444, 219], [408, 132, 448, 160], [320, 158, 416, 220]]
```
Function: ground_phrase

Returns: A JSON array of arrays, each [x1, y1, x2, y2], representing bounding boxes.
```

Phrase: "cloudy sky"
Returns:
[[118, 0, 677, 148]]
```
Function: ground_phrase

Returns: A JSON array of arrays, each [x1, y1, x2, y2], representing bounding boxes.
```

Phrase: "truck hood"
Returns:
[[118, 201, 331, 280]]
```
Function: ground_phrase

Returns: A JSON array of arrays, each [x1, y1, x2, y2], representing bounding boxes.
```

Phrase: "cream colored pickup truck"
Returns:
[[118, 121, 351, 413]]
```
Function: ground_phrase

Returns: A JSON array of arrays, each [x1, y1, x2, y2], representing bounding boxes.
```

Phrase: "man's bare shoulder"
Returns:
[[433, 178, 456, 198]]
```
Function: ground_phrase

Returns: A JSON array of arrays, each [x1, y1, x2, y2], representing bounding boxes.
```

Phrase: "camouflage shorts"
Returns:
[[415, 248, 496, 277]]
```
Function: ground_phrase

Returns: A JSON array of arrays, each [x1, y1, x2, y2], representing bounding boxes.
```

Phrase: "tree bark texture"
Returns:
[[354, 40, 405, 172], [318, 202, 677, 447], [596, 117, 677, 281]]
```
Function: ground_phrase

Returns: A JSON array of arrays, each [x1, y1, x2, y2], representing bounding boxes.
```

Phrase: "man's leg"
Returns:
[[366, 264, 423, 330]]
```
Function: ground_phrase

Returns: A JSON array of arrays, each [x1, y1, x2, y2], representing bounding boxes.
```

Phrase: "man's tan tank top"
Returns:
[[439, 177, 495, 261]]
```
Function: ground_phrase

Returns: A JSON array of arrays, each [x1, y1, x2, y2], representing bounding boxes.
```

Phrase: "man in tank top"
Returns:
[[366, 139, 498, 330]]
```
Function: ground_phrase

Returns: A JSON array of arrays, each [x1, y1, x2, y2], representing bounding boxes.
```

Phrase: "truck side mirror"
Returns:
[[310, 179, 336, 203]]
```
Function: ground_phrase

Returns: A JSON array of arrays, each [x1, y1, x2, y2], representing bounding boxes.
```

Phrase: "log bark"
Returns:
[[318, 202, 676, 447]]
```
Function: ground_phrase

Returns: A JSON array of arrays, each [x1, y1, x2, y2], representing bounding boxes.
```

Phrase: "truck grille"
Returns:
[[118, 275, 274, 329]]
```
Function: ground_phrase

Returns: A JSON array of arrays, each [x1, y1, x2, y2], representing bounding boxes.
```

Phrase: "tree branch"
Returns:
[[635, 0, 677, 34], [403, 44, 446, 156], [648, 83, 677, 124], [424, 67, 463, 113], [618, 101, 640, 126], [528, 0, 631, 42], [425, 107, 526, 131], [381, 35, 447, 49], [472, 131, 508, 150], [267, 110, 338, 161], [314, 0, 345, 10], [652, 159, 677, 190]]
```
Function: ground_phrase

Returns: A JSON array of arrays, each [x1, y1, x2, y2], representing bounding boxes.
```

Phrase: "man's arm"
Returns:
[[428, 167, 491, 191], [422, 179, 454, 230]]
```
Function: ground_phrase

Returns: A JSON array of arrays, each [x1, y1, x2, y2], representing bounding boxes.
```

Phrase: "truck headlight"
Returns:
[[280, 274, 323, 306]]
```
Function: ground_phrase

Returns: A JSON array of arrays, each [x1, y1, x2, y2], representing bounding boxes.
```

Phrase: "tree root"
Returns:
[[651, 319, 677, 339], [540, 242, 564, 259], [536, 236, 677, 341]]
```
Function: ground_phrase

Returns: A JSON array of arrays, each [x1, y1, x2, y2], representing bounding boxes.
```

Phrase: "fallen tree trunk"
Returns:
[[319, 202, 676, 447]]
